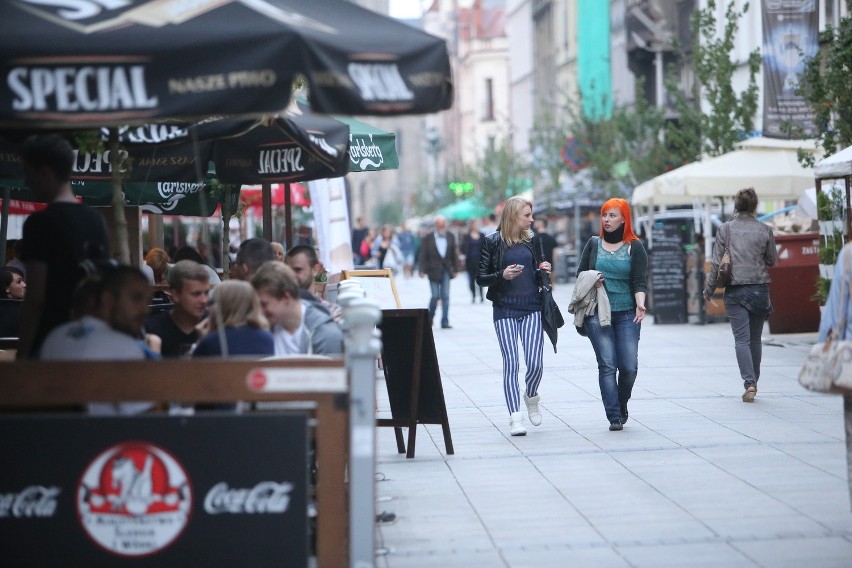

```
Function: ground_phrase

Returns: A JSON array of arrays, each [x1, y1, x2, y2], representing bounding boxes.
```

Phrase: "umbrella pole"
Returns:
[[284, 182, 293, 248], [262, 183, 273, 242], [109, 128, 131, 264], [221, 185, 231, 280], [0, 186, 9, 265]]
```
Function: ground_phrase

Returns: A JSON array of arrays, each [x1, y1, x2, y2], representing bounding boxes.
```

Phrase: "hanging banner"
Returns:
[[308, 177, 354, 274], [762, 1, 818, 138]]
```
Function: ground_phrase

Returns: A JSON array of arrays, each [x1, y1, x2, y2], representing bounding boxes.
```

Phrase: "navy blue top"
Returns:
[[493, 244, 540, 321], [193, 326, 275, 357]]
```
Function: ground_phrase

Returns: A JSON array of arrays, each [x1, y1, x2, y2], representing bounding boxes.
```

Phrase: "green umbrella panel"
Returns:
[[292, 98, 398, 172], [432, 197, 493, 222], [334, 115, 399, 172]]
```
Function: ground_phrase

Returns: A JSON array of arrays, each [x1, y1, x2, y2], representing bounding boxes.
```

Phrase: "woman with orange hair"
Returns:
[[576, 198, 648, 431]]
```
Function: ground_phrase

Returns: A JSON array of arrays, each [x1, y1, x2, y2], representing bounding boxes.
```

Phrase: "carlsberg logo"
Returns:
[[8, 65, 158, 113]]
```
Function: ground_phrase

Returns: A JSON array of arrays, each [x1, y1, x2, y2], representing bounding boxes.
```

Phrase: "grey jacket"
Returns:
[[272, 300, 344, 356], [302, 301, 344, 355], [705, 214, 776, 292]]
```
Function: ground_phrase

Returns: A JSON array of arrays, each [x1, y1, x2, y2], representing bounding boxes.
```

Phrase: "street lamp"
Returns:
[[425, 126, 442, 200]]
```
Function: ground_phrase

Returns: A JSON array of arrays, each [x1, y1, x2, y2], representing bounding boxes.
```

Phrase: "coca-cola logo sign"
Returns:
[[76, 442, 192, 558], [0, 485, 60, 518], [204, 481, 294, 515]]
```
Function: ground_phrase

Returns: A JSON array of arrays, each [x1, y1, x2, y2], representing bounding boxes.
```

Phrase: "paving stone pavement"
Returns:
[[373, 274, 852, 568]]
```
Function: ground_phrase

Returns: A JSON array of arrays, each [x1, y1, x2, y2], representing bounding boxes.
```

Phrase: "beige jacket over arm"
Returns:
[[568, 270, 612, 329]]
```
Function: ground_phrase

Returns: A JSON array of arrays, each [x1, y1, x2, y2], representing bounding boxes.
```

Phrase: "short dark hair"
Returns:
[[168, 259, 209, 290], [21, 134, 75, 182], [98, 265, 149, 303], [236, 238, 274, 274], [734, 187, 758, 215], [0, 267, 23, 295], [172, 245, 205, 264], [285, 244, 319, 266]]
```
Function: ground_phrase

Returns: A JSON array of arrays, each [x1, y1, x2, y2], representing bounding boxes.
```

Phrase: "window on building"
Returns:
[[484, 78, 494, 121]]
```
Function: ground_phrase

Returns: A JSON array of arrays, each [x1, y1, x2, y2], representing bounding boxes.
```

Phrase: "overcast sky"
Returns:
[[388, 0, 427, 19]]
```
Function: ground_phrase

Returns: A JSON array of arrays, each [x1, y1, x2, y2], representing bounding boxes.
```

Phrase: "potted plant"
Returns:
[[818, 186, 847, 235], [313, 263, 328, 298]]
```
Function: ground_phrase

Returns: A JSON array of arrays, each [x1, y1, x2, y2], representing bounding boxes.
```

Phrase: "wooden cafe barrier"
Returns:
[[0, 359, 349, 567]]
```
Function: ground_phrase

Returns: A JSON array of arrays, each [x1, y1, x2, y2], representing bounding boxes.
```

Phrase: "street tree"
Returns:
[[462, 132, 529, 208], [798, 10, 852, 163], [665, 0, 760, 160]]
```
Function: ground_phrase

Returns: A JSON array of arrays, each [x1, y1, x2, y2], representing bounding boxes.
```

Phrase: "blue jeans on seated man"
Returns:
[[584, 310, 641, 422], [429, 268, 451, 327]]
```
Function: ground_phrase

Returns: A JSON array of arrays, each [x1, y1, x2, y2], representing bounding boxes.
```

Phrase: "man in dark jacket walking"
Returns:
[[418, 216, 458, 328]]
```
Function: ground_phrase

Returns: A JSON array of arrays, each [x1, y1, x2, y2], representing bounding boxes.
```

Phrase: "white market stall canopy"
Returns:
[[814, 144, 852, 179], [632, 137, 819, 207]]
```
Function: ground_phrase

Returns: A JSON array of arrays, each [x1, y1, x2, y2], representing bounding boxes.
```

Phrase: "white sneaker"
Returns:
[[524, 393, 542, 426], [509, 412, 527, 436]]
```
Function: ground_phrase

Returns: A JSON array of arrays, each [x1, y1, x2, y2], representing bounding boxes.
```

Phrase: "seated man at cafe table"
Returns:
[[284, 244, 343, 323], [145, 260, 211, 357], [232, 238, 275, 281], [40, 265, 158, 415], [251, 261, 343, 356]]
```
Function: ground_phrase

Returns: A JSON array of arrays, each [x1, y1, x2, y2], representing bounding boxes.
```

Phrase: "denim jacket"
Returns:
[[705, 214, 776, 293]]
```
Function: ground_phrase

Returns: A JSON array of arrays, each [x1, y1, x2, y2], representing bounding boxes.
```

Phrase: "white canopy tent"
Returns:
[[631, 137, 819, 252], [812, 144, 852, 242], [814, 144, 852, 179]]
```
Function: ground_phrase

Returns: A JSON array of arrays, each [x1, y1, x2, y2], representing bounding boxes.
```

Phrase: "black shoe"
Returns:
[[620, 404, 628, 424], [441, 324, 452, 329], [609, 420, 623, 431]]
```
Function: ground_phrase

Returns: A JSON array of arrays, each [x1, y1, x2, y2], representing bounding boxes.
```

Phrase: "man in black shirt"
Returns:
[[533, 219, 558, 285], [17, 134, 110, 359], [145, 260, 210, 357]]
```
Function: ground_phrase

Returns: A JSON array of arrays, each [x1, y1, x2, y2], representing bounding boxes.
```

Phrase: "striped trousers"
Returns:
[[494, 311, 544, 414]]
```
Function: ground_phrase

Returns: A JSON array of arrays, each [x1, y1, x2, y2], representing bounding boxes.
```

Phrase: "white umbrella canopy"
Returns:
[[814, 145, 852, 179], [632, 137, 819, 207]]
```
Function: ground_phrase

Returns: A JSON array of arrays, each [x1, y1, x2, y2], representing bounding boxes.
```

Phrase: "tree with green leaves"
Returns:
[[666, 0, 760, 160], [461, 132, 529, 208], [798, 9, 852, 164]]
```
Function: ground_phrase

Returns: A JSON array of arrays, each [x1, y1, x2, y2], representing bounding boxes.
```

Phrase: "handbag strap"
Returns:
[[724, 222, 732, 254]]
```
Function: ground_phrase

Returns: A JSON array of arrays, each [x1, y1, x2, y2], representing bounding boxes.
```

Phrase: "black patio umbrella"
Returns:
[[0, 0, 453, 127]]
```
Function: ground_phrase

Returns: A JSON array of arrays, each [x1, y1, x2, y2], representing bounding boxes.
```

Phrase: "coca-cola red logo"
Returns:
[[248, 370, 267, 391], [77, 442, 192, 558]]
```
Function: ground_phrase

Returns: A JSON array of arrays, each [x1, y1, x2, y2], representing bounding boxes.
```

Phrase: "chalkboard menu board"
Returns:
[[650, 225, 686, 324]]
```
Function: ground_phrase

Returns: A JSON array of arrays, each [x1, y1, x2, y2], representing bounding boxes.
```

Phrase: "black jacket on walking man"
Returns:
[[418, 216, 458, 328]]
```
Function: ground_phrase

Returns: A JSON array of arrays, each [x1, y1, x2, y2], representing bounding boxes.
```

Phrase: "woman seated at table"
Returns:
[[0, 266, 26, 337], [192, 280, 274, 357]]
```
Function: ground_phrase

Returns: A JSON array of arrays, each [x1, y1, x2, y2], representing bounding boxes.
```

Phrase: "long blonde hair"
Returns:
[[497, 196, 534, 246], [208, 280, 268, 332]]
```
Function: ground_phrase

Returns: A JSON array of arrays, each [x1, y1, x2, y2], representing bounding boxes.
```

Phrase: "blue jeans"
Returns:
[[724, 300, 764, 389], [584, 310, 641, 422], [429, 268, 451, 326]]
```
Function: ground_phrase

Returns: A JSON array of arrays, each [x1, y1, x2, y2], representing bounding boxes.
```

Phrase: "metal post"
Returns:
[[339, 287, 382, 568], [0, 187, 9, 266]]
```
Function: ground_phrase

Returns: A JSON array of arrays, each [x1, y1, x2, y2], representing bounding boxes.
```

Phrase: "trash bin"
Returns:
[[767, 233, 821, 334]]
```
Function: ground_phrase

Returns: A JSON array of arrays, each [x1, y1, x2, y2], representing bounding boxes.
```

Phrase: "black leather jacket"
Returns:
[[476, 231, 543, 304]]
